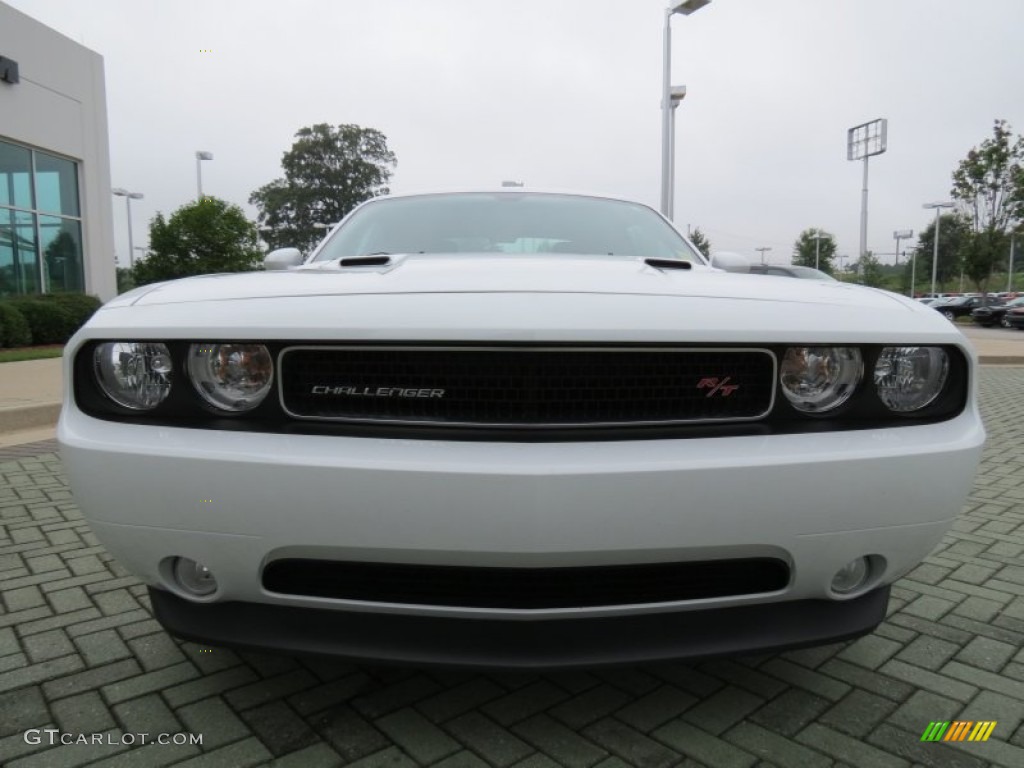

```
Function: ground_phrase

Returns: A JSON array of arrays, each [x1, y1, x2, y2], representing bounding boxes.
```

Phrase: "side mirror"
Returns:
[[709, 251, 751, 273], [264, 247, 304, 271]]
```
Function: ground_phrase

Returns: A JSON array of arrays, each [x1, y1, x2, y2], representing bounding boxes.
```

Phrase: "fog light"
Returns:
[[173, 557, 217, 597], [831, 557, 871, 595]]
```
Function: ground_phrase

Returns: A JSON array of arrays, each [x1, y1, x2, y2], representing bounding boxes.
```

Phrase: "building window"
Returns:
[[0, 138, 84, 296]]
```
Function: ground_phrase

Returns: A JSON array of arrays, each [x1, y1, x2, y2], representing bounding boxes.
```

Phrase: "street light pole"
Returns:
[[1009, 233, 1017, 293], [667, 85, 687, 221], [809, 230, 827, 271], [923, 202, 954, 296], [756, 246, 772, 264], [660, 0, 710, 217], [112, 188, 144, 268], [909, 247, 917, 297], [195, 151, 213, 202]]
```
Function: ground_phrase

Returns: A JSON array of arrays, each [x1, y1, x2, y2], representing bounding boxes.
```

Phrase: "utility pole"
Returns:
[[756, 246, 772, 264], [1009, 234, 1018, 293]]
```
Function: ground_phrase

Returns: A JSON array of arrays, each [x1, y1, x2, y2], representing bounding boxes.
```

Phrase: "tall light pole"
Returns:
[[756, 246, 772, 264], [923, 202, 954, 296], [847, 119, 888, 261], [809, 230, 827, 271], [667, 85, 687, 220], [660, 0, 710, 218], [195, 151, 213, 202], [111, 188, 143, 268], [893, 229, 912, 267]]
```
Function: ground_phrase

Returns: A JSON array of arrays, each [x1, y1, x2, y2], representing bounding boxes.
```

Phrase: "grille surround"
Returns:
[[277, 345, 778, 428], [261, 558, 792, 609]]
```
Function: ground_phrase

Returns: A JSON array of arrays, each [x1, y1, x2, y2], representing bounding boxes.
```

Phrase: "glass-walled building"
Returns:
[[1, 140, 84, 295], [0, 1, 116, 300]]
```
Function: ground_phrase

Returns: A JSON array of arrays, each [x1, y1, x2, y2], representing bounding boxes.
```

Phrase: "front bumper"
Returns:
[[60, 399, 983, 618], [150, 585, 891, 668]]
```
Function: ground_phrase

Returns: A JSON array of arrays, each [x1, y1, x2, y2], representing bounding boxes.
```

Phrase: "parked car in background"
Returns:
[[747, 264, 836, 281], [971, 297, 1024, 328], [930, 296, 999, 321], [58, 190, 985, 667], [919, 297, 952, 307], [1005, 305, 1024, 330]]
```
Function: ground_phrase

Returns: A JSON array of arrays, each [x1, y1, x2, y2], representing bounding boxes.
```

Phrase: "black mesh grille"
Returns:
[[279, 347, 775, 426], [262, 559, 791, 608]]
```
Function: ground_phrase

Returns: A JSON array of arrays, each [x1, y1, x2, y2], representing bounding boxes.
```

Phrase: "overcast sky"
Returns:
[[8, 0, 1024, 267]]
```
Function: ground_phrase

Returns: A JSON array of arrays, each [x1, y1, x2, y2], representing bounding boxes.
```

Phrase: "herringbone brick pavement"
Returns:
[[0, 368, 1022, 767]]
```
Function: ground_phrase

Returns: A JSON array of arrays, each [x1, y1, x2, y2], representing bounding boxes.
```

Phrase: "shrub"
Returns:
[[4, 299, 76, 345], [0, 293, 102, 347], [37, 293, 102, 330], [0, 303, 32, 348]]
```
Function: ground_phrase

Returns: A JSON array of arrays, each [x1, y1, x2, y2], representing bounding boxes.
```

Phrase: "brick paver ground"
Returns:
[[0, 368, 1022, 767]]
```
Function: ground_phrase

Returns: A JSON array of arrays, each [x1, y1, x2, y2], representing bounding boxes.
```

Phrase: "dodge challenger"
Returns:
[[58, 191, 986, 667]]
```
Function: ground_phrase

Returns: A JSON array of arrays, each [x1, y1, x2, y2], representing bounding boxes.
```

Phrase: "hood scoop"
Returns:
[[339, 255, 392, 268], [645, 258, 692, 271]]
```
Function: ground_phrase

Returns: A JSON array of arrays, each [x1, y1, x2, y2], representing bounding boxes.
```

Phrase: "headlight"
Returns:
[[874, 346, 949, 412], [188, 343, 274, 412], [780, 347, 863, 413], [94, 342, 173, 410]]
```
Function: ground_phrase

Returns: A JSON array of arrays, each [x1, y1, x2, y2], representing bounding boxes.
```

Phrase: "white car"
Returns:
[[59, 191, 985, 667]]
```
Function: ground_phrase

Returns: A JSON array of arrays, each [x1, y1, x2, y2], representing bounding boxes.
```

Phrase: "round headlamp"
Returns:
[[94, 342, 173, 410], [780, 347, 863, 413], [874, 346, 949, 412], [187, 343, 273, 412]]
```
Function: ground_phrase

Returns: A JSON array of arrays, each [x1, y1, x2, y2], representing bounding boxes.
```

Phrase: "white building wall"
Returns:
[[0, 0, 116, 300]]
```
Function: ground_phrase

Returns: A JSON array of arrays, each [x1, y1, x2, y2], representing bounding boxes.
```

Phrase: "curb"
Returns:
[[978, 356, 1024, 365], [0, 403, 62, 434]]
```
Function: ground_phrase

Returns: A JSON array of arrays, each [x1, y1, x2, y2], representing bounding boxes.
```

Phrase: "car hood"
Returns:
[[111, 254, 900, 310], [85, 254, 968, 347]]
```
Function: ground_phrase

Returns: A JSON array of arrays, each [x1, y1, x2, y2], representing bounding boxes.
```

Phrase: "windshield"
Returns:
[[312, 193, 702, 263]]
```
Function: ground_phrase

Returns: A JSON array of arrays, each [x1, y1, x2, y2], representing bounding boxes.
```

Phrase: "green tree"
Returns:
[[792, 229, 837, 274], [250, 123, 396, 253], [116, 267, 136, 294], [133, 197, 262, 286], [951, 119, 1024, 291], [853, 251, 885, 288], [914, 213, 970, 291], [688, 227, 712, 258]]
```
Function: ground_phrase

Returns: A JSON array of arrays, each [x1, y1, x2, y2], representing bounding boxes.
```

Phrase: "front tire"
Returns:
[[942, 310, 956, 321], [1001, 317, 1011, 328]]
